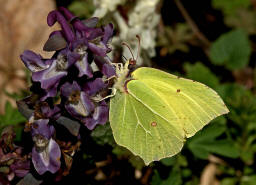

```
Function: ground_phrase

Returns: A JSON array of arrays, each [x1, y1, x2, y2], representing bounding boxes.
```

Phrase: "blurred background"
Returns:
[[1, 0, 256, 184]]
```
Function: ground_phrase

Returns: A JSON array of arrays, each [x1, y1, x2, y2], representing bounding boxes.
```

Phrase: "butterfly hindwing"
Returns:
[[109, 67, 229, 164]]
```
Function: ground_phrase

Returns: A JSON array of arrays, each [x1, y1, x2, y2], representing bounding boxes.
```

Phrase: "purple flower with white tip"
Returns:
[[32, 138, 61, 175], [83, 101, 109, 130], [72, 40, 93, 78], [31, 119, 61, 175], [32, 49, 79, 89], [20, 50, 50, 72], [61, 81, 94, 119]]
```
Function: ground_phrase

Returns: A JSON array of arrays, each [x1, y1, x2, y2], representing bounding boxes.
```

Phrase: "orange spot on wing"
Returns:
[[151, 122, 157, 127]]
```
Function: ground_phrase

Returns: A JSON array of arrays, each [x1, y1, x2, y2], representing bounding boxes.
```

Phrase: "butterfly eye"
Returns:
[[129, 59, 136, 65]]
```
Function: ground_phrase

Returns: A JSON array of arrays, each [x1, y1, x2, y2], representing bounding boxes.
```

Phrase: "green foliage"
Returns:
[[68, 0, 95, 18], [225, 8, 256, 35], [212, 0, 250, 16], [112, 146, 145, 170], [209, 29, 251, 70], [157, 23, 194, 55], [184, 62, 220, 88], [91, 123, 116, 147], [0, 102, 26, 141], [151, 168, 182, 185], [187, 122, 239, 159]]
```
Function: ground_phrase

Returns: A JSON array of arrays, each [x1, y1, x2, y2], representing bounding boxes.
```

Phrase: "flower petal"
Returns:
[[65, 92, 95, 118], [83, 101, 109, 130], [94, 56, 115, 77], [75, 53, 93, 78], [31, 119, 53, 140], [43, 32, 67, 52], [59, 7, 89, 32], [20, 50, 50, 72], [60, 81, 81, 98], [47, 10, 75, 42], [32, 139, 61, 175], [32, 60, 67, 89], [83, 78, 107, 96], [102, 23, 114, 44]]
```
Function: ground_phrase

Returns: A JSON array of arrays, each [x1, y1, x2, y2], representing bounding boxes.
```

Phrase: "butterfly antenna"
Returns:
[[135, 35, 141, 61], [122, 55, 128, 61], [122, 42, 135, 61]]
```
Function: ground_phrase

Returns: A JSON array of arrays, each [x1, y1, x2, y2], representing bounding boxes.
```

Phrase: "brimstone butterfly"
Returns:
[[109, 39, 229, 165]]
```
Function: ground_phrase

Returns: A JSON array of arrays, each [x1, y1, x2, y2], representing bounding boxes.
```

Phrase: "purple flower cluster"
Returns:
[[0, 127, 30, 184], [18, 7, 115, 175]]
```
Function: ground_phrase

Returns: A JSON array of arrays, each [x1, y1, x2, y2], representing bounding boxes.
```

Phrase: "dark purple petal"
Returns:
[[83, 78, 107, 96], [88, 42, 108, 56], [47, 10, 75, 42], [83, 101, 109, 130], [86, 28, 103, 40], [41, 105, 61, 120], [31, 119, 53, 140], [32, 139, 61, 175], [20, 50, 49, 72], [94, 56, 116, 77], [102, 23, 114, 44], [60, 81, 81, 98], [10, 160, 30, 178], [32, 59, 67, 89], [40, 82, 58, 101], [65, 91, 95, 118], [72, 38, 88, 51], [75, 53, 93, 78], [59, 7, 89, 32]]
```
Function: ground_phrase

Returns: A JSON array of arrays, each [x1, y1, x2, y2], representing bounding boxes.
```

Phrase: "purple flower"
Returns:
[[31, 119, 61, 175], [20, 50, 50, 72], [32, 138, 61, 175], [18, 6, 117, 178], [61, 81, 95, 119], [72, 40, 93, 78], [47, 10, 75, 43], [0, 127, 31, 182], [94, 56, 116, 77], [83, 78, 107, 96], [32, 49, 79, 89], [83, 101, 109, 130], [31, 119, 54, 139], [10, 160, 30, 178]]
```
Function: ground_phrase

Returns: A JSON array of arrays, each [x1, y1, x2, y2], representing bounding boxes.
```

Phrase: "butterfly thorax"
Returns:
[[113, 60, 131, 93]]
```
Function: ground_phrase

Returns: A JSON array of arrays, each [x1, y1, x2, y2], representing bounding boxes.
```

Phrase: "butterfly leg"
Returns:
[[103, 75, 117, 82], [93, 88, 117, 102]]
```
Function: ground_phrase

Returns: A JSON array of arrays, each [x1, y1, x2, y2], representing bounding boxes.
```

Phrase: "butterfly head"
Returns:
[[113, 35, 141, 93]]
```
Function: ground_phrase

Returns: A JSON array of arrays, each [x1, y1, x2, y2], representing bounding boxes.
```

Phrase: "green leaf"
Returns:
[[188, 123, 239, 159], [212, 0, 250, 16], [241, 175, 256, 185], [0, 102, 26, 128], [151, 168, 182, 185], [112, 146, 145, 170], [0, 102, 26, 141], [68, 0, 95, 18], [91, 123, 116, 147], [209, 29, 251, 70], [160, 156, 177, 166], [184, 62, 220, 88], [221, 177, 238, 185]]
